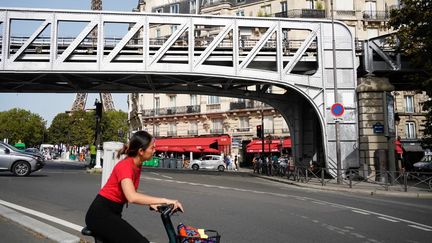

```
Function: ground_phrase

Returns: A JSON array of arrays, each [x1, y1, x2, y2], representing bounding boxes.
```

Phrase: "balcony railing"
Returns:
[[281, 128, 290, 133], [335, 10, 356, 18], [167, 131, 177, 136], [236, 127, 250, 133], [362, 11, 390, 21], [229, 101, 272, 110], [188, 130, 198, 136], [264, 129, 274, 134], [141, 105, 200, 117], [275, 9, 325, 19], [210, 129, 224, 134]]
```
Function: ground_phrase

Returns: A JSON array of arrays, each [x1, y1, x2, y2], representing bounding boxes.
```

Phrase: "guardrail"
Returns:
[[254, 163, 432, 192]]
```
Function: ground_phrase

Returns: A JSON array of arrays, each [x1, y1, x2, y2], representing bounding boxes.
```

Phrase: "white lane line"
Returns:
[[408, 225, 432, 232], [352, 210, 370, 215], [161, 175, 173, 179], [378, 217, 399, 223], [0, 199, 83, 232], [142, 176, 432, 231]]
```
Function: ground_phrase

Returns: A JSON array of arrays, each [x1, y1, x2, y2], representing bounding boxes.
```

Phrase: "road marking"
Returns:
[[408, 225, 432, 232], [0, 199, 82, 232], [352, 210, 370, 215], [378, 217, 399, 223], [142, 175, 432, 232]]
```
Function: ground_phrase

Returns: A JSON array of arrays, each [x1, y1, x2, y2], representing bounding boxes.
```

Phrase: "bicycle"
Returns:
[[82, 204, 221, 243]]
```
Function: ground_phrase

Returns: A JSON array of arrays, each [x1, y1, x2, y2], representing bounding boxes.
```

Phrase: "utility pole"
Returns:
[[331, 0, 342, 184]]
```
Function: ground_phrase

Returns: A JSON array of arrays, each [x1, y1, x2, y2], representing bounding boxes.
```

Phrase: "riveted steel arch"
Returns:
[[0, 8, 359, 174]]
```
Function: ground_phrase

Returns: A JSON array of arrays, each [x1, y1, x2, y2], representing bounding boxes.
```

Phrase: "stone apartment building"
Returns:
[[128, 0, 428, 164]]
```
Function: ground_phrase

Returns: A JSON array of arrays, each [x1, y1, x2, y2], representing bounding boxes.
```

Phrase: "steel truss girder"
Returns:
[[0, 8, 359, 172]]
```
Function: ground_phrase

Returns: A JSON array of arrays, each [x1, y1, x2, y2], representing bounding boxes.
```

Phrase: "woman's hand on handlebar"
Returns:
[[165, 199, 184, 213]]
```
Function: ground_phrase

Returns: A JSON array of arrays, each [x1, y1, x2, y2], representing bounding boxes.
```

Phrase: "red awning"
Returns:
[[202, 148, 219, 154], [246, 143, 279, 153], [155, 136, 229, 153], [184, 147, 202, 153], [246, 138, 291, 153]]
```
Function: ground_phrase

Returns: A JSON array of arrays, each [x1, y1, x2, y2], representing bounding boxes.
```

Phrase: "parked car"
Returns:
[[413, 155, 432, 173], [0, 142, 45, 176], [189, 155, 225, 172], [0, 142, 44, 162]]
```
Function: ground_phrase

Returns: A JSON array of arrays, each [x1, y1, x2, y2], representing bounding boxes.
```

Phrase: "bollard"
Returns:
[[101, 141, 124, 188], [349, 169, 352, 188], [404, 172, 408, 192], [321, 169, 325, 186]]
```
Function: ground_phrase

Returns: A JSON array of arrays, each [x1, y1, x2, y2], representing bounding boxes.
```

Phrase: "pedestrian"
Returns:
[[89, 143, 97, 168], [85, 131, 184, 243], [234, 154, 239, 171], [395, 136, 405, 171]]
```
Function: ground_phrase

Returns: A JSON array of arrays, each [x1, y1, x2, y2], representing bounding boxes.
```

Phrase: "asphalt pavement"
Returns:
[[1, 160, 431, 243]]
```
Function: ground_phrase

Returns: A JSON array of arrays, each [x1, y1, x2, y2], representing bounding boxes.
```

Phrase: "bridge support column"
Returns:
[[357, 75, 395, 180]]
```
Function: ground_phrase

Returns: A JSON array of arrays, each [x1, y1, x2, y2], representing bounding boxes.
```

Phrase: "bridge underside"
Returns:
[[0, 71, 325, 168]]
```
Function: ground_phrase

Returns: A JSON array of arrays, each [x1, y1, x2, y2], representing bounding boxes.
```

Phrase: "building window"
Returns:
[[190, 94, 198, 106], [156, 28, 161, 38], [189, 121, 198, 135], [170, 4, 179, 14], [169, 95, 176, 107], [307, 0, 314, 9], [405, 122, 416, 139], [155, 8, 163, 13], [211, 119, 223, 134], [168, 122, 177, 136], [208, 96, 220, 104], [236, 10, 245, 16], [170, 25, 178, 34], [264, 115, 274, 134], [282, 119, 289, 133], [280, 1, 287, 13], [239, 117, 249, 132], [154, 124, 160, 137], [190, 0, 196, 13], [155, 97, 160, 115], [364, 0, 377, 17], [261, 5, 272, 15], [237, 0, 245, 3], [405, 95, 414, 113]]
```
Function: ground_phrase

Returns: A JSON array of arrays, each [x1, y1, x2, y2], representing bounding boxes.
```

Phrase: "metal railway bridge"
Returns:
[[0, 7, 402, 173]]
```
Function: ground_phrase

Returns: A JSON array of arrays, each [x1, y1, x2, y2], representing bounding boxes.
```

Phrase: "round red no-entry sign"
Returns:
[[331, 103, 345, 117]]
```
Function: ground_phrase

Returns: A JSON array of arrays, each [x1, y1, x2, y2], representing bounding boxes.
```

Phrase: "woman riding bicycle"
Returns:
[[85, 131, 184, 243]]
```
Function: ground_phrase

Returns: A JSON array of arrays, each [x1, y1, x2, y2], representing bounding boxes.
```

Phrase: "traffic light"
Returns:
[[256, 125, 263, 138], [95, 101, 103, 118]]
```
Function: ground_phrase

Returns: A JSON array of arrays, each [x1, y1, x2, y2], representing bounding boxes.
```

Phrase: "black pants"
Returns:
[[85, 194, 149, 243]]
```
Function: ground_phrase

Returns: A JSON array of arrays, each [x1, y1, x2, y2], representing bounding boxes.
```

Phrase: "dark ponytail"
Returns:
[[117, 131, 153, 159]]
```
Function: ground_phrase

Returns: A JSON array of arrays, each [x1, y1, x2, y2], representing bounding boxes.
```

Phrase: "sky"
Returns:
[[0, 0, 141, 126]]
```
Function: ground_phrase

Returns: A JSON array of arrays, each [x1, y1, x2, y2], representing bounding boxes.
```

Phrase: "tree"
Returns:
[[100, 110, 128, 143], [48, 113, 71, 144], [388, 0, 432, 147], [0, 108, 46, 147]]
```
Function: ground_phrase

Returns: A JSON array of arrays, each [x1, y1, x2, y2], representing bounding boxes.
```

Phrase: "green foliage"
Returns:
[[316, 1, 324, 10], [48, 110, 128, 146], [388, 0, 432, 147], [100, 110, 128, 143], [48, 113, 70, 144], [0, 108, 46, 147]]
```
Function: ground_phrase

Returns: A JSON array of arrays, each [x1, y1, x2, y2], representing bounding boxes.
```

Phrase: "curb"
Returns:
[[0, 204, 80, 243]]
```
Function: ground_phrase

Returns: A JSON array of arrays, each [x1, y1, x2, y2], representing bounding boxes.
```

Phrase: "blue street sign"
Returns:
[[331, 103, 345, 117]]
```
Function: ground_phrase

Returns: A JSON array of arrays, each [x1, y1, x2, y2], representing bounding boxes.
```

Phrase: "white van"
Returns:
[[40, 144, 54, 160]]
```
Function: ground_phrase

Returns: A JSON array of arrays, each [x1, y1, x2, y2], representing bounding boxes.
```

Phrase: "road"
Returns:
[[0, 160, 431, 243]]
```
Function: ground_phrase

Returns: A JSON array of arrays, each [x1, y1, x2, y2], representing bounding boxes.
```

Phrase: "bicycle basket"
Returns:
[[177, 230, 220, 243]]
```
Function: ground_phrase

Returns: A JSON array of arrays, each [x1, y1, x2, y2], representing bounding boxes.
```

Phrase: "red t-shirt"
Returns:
[[99, 157, 142, 204]]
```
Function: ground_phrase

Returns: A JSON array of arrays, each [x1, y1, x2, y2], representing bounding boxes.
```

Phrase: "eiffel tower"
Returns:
[[71, 0, 115, 112]]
